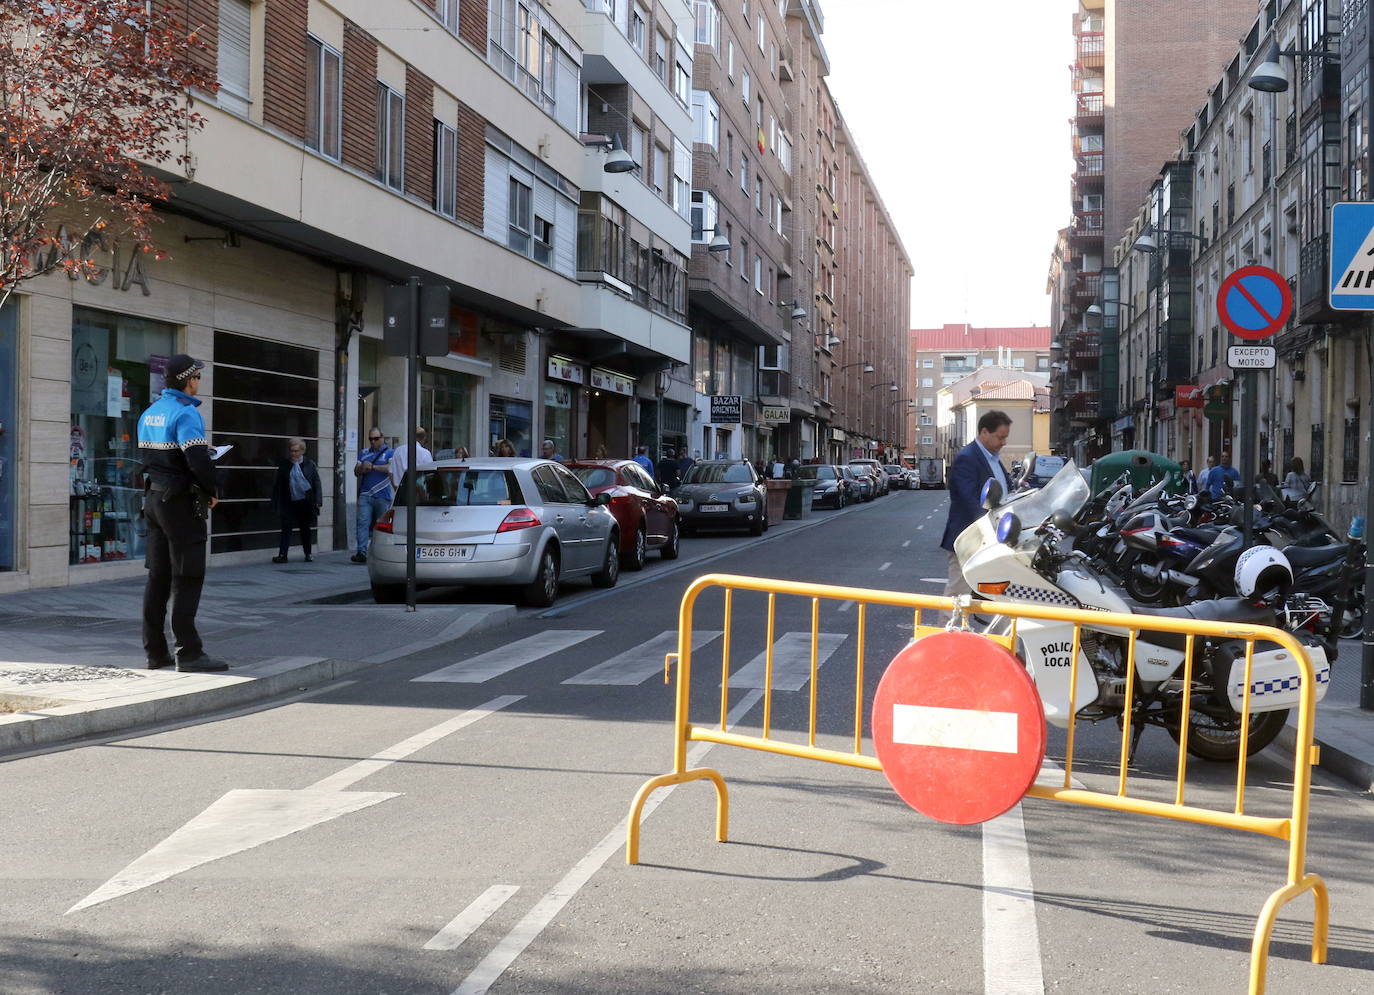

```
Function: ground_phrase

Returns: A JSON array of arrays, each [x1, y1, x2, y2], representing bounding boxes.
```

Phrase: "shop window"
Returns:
[[421, 367, 476, 459], [210, 331, 320, 554], [69, 308, 177, 566], [544, 381, 574, 461], [490, 396, 533, 457]]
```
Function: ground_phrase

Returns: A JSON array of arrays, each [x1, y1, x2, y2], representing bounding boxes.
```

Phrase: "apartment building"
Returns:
[[1110, 0, 1371, 529], [1051, 0, 1261, 460], [0, 0, 698, 590]]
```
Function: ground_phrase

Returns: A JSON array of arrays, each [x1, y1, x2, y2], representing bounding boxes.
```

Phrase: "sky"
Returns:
[[822, 0, 1077, 331]]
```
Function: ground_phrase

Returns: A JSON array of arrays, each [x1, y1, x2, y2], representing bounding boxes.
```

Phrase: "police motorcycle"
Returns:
[[954, 459, 1330, 761]]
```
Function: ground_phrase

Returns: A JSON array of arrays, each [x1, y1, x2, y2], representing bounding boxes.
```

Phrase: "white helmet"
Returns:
[[1234, 545, 1292, 601]]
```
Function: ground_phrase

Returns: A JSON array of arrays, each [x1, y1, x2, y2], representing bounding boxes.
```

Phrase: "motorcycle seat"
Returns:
[[1131, 598, 1276, 651], [1173, 527, 1220, 546], [1281, 543, 1347, 567]]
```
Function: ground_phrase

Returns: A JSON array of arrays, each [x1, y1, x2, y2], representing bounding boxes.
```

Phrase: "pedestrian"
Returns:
[[788, 457, 801, 480], [271, 438, 323, 564], [771, 456, 785, 479], [1204, 450, 1240, 499], [136, 353, 227, 672], [352, 427, 393, 564], [390, 427, 434, 490], [1259, 458, 1279, 488], [657, 449, 682, 489], [1179, 459, 1198, 495], [940, 410, 1013, 598], [1282, 456, 1311, 501], [540, 439, 563, 461], [632, 444, 655, 474], [455, 446, 470, 459], [677, 446, 695, 479]]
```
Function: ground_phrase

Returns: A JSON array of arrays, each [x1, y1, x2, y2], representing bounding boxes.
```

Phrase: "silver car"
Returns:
[[367, 458, 620, 607]]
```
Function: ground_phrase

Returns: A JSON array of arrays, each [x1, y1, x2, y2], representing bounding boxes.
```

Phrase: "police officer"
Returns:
[[137, 354, 228, 672]]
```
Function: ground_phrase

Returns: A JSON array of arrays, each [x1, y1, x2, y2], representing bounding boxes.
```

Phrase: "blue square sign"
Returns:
[[1329, 202, 1374, 310]]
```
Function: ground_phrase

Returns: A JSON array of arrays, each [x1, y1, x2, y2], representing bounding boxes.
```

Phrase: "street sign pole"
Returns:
[[1240, 371, 1256, 547], [405, 276, 419, 612], [1364, 314, 1374, 710]]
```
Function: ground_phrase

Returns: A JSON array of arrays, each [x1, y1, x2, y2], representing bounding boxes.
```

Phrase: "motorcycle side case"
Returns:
[[1015, 619, 1100, 728], [1227, 642, 1330, 714]]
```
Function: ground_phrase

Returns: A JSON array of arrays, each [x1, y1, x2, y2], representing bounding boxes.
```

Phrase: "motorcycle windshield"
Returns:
[[955, 459, 1090, 566]]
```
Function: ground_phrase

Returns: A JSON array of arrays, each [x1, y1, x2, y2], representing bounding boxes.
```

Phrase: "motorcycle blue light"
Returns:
[[996, 512, 1021, 544]]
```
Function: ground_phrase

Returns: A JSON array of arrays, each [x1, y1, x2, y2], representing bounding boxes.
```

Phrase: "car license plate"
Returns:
[[699, 503, 729, 512], [416, 545, 474, 560]]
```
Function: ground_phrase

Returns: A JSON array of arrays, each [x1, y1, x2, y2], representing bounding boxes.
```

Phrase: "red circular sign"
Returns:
[[872, 631, 1046, 824], [1216, 265, 1291, 341]]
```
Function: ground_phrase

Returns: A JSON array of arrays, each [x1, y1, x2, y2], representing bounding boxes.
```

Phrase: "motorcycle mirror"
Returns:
[[981, 478, 1003, 510], [1049, 509, 1074, 532], [997, 511, 1022, 545]]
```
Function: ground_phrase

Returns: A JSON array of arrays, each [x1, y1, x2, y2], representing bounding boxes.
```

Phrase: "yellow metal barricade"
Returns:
[[626, 573, 1328, 995]]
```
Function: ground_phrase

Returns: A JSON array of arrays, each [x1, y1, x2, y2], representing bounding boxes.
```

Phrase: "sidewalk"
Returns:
[[1280, 639, 1374, 792], [0, 551, 515, 754]]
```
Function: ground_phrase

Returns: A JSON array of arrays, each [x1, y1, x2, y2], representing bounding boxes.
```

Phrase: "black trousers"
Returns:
[[142, 492, 208, 662], [278, 499, 316, 556]]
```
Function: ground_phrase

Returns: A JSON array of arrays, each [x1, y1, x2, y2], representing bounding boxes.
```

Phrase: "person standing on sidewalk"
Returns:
[[939, 410, 1012, 598], [352, 428, 393, 563], [390, 426, 434, 490], [136, 354, 227, 672], [271, 438, 323, 564], [632, 445, 654, 474]]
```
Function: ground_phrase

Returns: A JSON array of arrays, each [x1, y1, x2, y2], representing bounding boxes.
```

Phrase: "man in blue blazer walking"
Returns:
[[939, 410, 1013, 596]]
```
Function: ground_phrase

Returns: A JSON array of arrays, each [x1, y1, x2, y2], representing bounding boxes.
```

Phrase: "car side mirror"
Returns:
[[592, 492, 611, 507]]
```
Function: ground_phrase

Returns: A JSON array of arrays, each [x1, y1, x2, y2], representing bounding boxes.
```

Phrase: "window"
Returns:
[[1013, 357, 1025, 369], [673, 139, 691, 217], [691, 90, 720, 148], [694, 0, 720, 50], [376, 84, 405, 190], [726, 39, 734, 78], [921, 377, 933, 388], [921, 396, 933, 406], [754, 177, 762, 213], [754, 255, 763, 293], [217, 0, 252, 115], [921, 359, 933, 368], [691, 190, 719, 242], [434, 121, 457, 217], [741, 70, 750, 106], [725, 130, 733, 165], [534, 216, 554, 265], [739, 154, 748, 191], [305, 36, 341, 159], [673, 41, 692, 104], [921, 436, 934, 446], [1037, 356, 1049, 370], [654, 32, 669, 81], [630, 3, 647, 52], [723, 222, 731, 262], [756, 13, 764, 50], [739, 238, 748, 276], [437, 0, 459, 31], [919, 414, 932, 426], [652, 143, 668, 195], [630, 123, 646, 169], [508, 177, 532, 252]]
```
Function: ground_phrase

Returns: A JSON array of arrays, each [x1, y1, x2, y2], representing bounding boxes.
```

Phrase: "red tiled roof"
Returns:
[[971, 381, 1036, 401], [910, 323, 1052, 350]]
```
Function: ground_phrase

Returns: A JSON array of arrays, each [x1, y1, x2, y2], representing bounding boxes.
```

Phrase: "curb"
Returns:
[[0, 605, 517, 756], [1275, 722, 1374, 793]]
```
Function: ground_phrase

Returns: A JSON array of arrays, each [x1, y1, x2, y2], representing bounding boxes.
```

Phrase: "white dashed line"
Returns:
[[879, 562, 891, 572], [901, 540, 911, 548], [425, 885, 520, 951]]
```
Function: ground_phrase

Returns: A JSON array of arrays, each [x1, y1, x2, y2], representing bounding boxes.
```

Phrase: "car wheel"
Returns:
[[521, 547, 560, 607], [624, 526, 647, 571], [749, 514, 765, 536], [371, 582, 405, 605], [591, 533, 620, 587], [660, 519, 680, 560]]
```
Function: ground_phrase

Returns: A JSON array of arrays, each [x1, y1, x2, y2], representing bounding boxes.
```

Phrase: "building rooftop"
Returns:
[[911, 324, 1052, 350]]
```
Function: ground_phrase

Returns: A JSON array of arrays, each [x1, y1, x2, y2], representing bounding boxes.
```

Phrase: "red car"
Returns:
[[565, 459, 681, 570]]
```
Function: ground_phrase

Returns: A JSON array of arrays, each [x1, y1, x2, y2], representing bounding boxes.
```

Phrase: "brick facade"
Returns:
[[262, 0, 308, 140], [404, 66, 435, 204], [155, 0, 219, 81], [458, 0, 486, 52], [341, 21, 379, 176], [456, 102, 486, 229]]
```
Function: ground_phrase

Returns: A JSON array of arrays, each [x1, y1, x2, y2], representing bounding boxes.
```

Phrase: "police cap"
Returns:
[[164, 354, 204, 386]]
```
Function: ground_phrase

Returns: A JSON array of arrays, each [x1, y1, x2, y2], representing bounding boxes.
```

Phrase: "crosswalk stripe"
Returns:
[[727, 631, 848, 691], [425, 884, 519, 951], [562, 630, 724, 686], [412, 630, 602, 683]]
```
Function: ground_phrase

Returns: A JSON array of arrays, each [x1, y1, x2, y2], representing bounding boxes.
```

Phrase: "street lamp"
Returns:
[[839, 362, 875, 373], [697, 227, 731, 253], [1247, 41, 1340, 92], [778, 299, 808, 320], [1131, 227, 1204, 253]]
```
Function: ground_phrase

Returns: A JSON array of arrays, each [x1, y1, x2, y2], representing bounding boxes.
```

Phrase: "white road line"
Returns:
[[918, 577, 948, 585], [727, 631, 848, 691], [982, 804, 1044, 994], [425, 885, 520, 951], [413, 631, 601, 683], [452, 689, 765, 995], [837, 600, 854, 613], [309, 696, 524, 792], [916, 524, 925, 530], [879, 562, 892, 572], [901, 540, 911, 548], [562, 630, 723, 686]]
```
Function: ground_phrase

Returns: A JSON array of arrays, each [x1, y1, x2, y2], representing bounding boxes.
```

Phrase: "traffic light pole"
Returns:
[[1363, 315, 1374, 709], [405, 275, 419, 612]]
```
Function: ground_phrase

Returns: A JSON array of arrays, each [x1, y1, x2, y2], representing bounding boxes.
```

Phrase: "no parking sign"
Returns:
[[1216, 266, 1290, 341]]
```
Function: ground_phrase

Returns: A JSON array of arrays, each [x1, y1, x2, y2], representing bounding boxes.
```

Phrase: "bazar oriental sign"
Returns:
[[30, 227, 153, 296]]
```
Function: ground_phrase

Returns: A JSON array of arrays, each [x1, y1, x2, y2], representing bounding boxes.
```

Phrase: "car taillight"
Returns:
[[609, 488, 634, 506], [497, 508, 542, 533], [374, 509, 394, 534]]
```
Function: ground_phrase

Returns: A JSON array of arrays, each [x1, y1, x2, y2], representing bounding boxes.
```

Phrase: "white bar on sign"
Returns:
[[892, 703, 1018, 754]]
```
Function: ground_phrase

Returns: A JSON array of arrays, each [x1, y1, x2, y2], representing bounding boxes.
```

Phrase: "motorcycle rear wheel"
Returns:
[[1124, 563, 1169, 604], [1166, 708, 1289, 762]]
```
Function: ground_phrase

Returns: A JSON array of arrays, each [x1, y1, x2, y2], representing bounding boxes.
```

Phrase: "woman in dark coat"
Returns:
[[271, 437, 323, 563]]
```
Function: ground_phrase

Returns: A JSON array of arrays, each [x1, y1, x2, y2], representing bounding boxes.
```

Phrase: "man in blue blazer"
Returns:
[[940, 410, 1013, 596]]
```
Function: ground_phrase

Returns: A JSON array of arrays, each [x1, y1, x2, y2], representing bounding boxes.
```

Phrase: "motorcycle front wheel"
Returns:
[[1124, 561, 1169, 604], [1166, 707, 1289, 762]]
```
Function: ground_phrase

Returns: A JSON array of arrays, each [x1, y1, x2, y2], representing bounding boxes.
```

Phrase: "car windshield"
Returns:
[[402, 469, 521, 507], [571, 467, 616, 490], [884, 465, 902, 473], [683, 463, 753, 484]]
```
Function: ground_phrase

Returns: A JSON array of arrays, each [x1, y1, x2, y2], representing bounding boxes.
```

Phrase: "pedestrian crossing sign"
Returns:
[[1329, 202, 1374, 310]]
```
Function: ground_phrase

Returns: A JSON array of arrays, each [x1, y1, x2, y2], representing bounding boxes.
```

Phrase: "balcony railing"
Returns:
[[1075, 152, 1104, 178], [1076, 92, 1104, 117], [1071, 210, 1103, 235], [1068, 391, 1101, 419], [1076, 33, 1104, 64], [1072, 272, 1102, 301]]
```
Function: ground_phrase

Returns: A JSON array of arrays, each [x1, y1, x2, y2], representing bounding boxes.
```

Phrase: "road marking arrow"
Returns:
[[67, 695, 523, 914]]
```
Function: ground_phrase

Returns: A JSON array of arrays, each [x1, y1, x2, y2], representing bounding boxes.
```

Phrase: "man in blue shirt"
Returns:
[[1204, 450, 1240, 499], [352, 428, 393, 563], [632, 445, 654, 474], [940, 410, 1012, 597]]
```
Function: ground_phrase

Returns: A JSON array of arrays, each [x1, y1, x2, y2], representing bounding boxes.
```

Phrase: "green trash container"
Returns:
[[784, 480, 813, 519], [1088, 449, 1183, 497]]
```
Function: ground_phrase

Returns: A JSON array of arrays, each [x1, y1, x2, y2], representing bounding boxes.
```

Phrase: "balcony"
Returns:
[[1076, 32, 1104, 68], [1071, 272, 1102, 303], [1069, 210, 1103, 241], [1075, 92, 1104, 124], [1067, 391, 1100, 421], [1074, 151, 1104, 183], [1069, 332, 1100, 371]]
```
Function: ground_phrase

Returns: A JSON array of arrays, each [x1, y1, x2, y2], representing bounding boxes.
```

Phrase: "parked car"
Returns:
[[565, 459, 680, 569], [672, 460, 768, 535], [882, 464, 911, 490], [367, 458, 619, 607], [843, 464, 874, 502], [794, 463, 850, 508], [848, 459, 890, 496]]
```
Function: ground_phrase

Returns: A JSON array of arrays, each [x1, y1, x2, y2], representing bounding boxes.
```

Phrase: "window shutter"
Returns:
[[218, 0, 252, 115], [483, 150, 509, 242], [555, 196, 576, 277]]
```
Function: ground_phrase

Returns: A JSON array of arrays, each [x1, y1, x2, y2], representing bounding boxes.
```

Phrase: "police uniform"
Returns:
[[137, 354, 227, 672]]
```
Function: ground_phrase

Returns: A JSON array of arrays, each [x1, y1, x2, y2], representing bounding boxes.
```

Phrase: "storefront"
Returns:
[[587, 367, 634, 458], [661, 401, 689, 458], [421, 366, 478, 459], [544, 355, 585, 459], [0, 302, 16, 572], [68, 307, 178, 566], [490, 395, 533, 457]]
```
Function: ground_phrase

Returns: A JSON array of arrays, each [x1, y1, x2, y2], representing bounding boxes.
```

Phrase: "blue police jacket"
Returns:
[[137, 388, 218, 496]]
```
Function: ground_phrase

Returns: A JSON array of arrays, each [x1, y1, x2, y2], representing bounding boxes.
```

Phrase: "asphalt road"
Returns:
[[3, 489, 1373, 994]]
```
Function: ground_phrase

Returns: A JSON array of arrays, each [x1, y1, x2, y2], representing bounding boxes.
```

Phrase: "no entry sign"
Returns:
[[1216, 265, 1291, 340], [872, 630, 1046, 824]]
